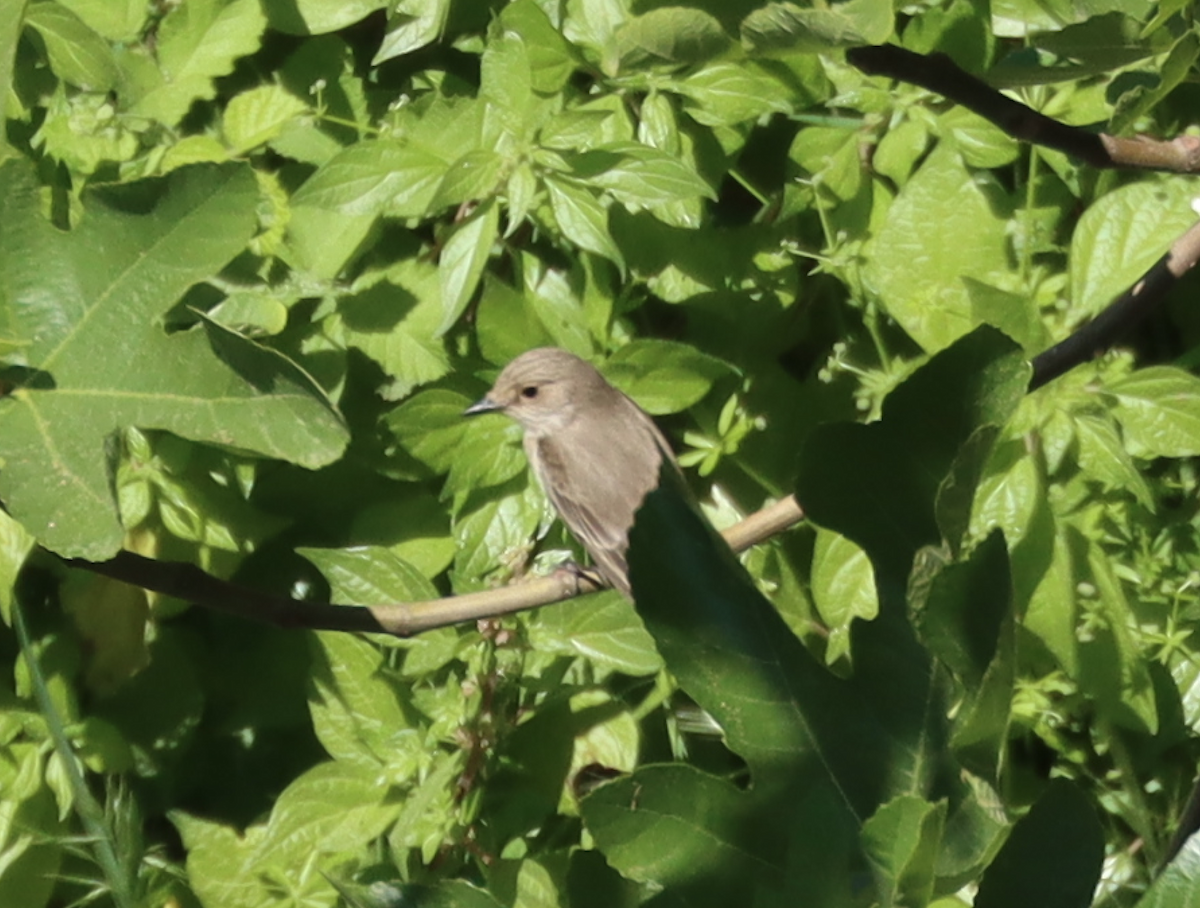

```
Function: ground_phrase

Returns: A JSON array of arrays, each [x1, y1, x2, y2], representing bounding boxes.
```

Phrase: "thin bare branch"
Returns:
[[846, 45, 1200, 172], [63, 493, 807, 636]]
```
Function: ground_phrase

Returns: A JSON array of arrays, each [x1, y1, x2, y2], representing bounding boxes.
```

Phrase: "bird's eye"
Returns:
[[521, 386, 539, 399]]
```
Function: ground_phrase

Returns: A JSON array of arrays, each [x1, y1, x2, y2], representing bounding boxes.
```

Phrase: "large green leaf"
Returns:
[[799, 327, 1029, 583], [627, 475, 926, 817], [863, 145, 1014, 352], [0, 160, 347, 558], [975, 780, 1103, 908]]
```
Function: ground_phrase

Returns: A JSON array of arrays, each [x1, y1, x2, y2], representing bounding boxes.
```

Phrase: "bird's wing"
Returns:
[[531, 402, 669, 597]]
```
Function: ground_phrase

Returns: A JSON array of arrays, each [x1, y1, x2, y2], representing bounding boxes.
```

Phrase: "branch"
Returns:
[[63, 495, 807, 637], [846, 45, 1200, 172], [1031, 217, 1200, 389]]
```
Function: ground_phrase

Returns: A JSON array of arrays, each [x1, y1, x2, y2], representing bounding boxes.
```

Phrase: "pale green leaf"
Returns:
[[221, 84, 309, 154]]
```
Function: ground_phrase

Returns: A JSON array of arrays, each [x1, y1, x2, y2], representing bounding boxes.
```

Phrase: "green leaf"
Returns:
[[429, 149, 505, 212], [800, 328, 1028, 583], [567, 141, 715, 209], [388, 388, 474, 474], [445, 406, 527, 508], [56, 0, 146, 42], [1073, 413, 1153, 506], [438, 198, 500, 336], [388, 881, 505, 908], [498, 0, 576, 93], [372, 0, 450, 64], [307, 630, 415, 765], [863, 145, 1014, 352], [1069, 178, 1198, 320], [975, 780, 1103, 908], [615, 7, 731, 68], [0, 510, 35, 626], [221, 83, 309, 154], [628, 475, 921, 816], [530, 592, 663, 676], [264, 0, 387, 35], [258, 759, 402, 857], [333, 259, 451, 398], [475, 275, 556, 366], [913, 532, 1014, 780], [1106, 367, 1200, 458], [938, 107, 1019, 169], [24, 0, 119, 91], [480, 31, 534, 143], [583, 764, 782, 899], [130, 0, 268, 128], [452, 478, 542, 589], [0, 161, 347, 559], [292, 139, 447, 217], [545, 175, 624, 269], [1109, 30, 1200, 135], [861, 795, 946, 908], [811, 528, 878, 663], [1075, 528, 1158, 733], [282, 204, 376, 279], [603, 340, 732, 415], [1137, 831, 1200, 907], [675, 60, 793, 126], [742, 0, 894, 52], [301, 547, 437, 605]]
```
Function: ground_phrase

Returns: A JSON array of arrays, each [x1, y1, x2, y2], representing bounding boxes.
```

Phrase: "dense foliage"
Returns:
[[4, 0, 1200, 906]]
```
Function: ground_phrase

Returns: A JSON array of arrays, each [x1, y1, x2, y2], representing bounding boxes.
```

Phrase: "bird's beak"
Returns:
[[464, 396, 502, 416]]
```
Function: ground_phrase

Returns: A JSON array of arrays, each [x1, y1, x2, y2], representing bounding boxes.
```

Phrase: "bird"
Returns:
[[464, 347, 679, 598]]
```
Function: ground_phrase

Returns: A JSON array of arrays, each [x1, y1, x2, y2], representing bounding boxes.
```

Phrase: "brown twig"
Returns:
[[63, 494, 806, 637], [1030, 218, 1200, 389]]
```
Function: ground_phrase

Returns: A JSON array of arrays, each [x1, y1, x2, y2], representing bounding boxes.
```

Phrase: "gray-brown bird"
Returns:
[[464, 347, 678, 598]]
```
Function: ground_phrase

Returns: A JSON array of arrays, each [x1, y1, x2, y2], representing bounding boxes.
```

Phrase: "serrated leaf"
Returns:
[[0, 160, 347, 559], [307, 630, 413, 764], [56, 0, 147, 42], [24, 0, 119, 91], [334, 259, 450, 398], [257, 759, 401, 857], [130, 0, 268, 128], [429, 149, 505, 212], [861, 796, 946, 907], [452, 478, 542, 588], [498, 0, 576, 93], [221, 83, 309, 154], [372, 0, 450, 64]]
